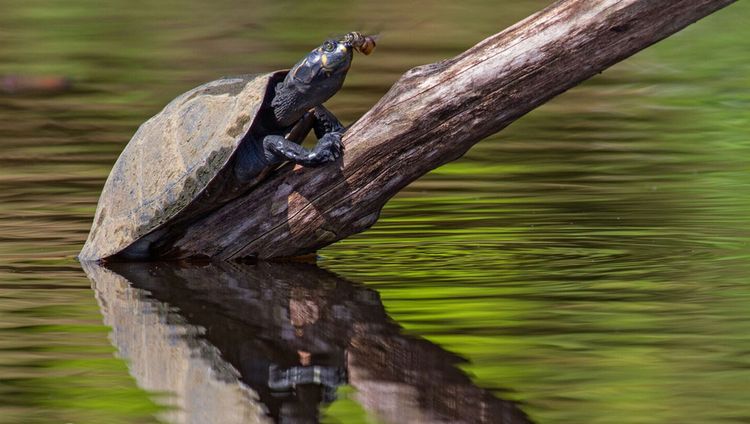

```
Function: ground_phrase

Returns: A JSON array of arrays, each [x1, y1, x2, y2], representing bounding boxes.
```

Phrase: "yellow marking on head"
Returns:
[[321, 54, 328, 67]]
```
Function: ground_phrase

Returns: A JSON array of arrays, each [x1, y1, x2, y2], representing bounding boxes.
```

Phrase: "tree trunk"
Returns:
[[161, 0, 736, 260]]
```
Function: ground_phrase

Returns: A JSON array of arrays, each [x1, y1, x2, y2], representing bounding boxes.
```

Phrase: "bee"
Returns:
[[342, 32, 377, 55]]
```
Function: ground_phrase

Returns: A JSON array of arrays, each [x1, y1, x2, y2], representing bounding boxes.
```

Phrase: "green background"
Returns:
[[0, 0, 748, 422]]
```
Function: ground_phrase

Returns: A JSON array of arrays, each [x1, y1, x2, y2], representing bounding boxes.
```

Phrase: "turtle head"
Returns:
[[272, 38, 355, 126], [285, 39, 353, 100]]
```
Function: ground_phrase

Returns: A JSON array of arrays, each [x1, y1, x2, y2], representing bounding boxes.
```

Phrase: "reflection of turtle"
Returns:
[[85, 261, 533, 424], [80, 33, 375, 261]]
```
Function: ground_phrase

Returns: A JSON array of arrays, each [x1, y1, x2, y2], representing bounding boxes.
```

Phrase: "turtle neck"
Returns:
[[270, 82, 310, 128]]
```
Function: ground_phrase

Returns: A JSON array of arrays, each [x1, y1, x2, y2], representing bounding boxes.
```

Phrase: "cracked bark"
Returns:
[[156, 0, 736, 260]]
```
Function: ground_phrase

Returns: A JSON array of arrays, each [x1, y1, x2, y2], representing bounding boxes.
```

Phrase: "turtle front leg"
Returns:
[[263, 132, 343, 167], [312, 105, 346, 137], [261, 105, 345, 168]]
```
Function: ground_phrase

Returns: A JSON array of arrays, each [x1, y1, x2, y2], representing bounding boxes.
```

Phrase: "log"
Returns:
[[160, 0, 735, 260]]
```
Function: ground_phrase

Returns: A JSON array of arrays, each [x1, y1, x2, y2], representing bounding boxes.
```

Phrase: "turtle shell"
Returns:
[[80, 71, 285, 261]]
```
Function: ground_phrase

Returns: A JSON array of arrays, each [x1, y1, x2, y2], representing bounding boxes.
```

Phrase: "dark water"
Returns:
[[1, 1, 749, 423]]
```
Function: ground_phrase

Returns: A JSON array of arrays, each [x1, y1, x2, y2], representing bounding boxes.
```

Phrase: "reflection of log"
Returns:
[[156, 0, 735, 259], [83, 261, 531, 424]]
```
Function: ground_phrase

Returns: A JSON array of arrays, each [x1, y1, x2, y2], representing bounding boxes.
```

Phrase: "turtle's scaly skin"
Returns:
[[80, 72, 281, 261]]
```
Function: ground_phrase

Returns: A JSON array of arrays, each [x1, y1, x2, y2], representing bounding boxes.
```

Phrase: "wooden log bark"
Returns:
[[161, 0, 736, 260]]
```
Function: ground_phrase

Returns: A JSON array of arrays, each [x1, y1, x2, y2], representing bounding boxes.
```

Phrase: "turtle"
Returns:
[[80, 33, 375, 261]]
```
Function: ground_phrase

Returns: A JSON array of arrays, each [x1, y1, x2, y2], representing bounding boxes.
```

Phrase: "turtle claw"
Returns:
[[314, 132, 344, 163]]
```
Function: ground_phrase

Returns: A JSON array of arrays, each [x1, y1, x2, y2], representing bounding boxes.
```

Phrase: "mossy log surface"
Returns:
[[160, 0, 735, 260]]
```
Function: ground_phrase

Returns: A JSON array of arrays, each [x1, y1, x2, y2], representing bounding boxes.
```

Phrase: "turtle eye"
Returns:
[[323, 41, 335, 52]]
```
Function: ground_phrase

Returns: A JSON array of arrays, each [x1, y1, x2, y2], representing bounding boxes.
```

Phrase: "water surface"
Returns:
[[0, 1, 749, 423]]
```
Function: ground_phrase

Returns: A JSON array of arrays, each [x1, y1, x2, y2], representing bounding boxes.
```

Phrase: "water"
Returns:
[[1, 0, 749, 423]]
